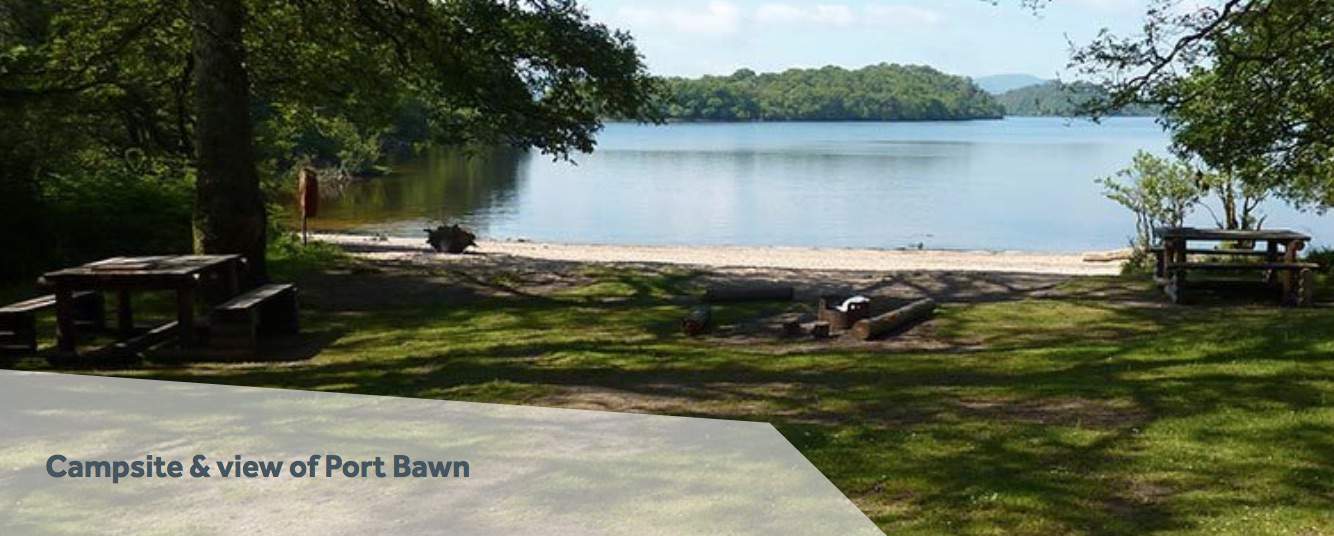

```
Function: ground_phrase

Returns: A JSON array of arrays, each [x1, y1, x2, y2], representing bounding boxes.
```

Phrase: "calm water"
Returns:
[[313, 117, 1333, 252]]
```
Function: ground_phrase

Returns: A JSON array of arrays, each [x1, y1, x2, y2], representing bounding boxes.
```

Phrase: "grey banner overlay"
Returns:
[[0, 371, 881, 535]]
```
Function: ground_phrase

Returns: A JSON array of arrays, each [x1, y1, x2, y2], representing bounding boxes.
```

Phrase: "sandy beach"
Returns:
[[313, 233, 1122, 276]]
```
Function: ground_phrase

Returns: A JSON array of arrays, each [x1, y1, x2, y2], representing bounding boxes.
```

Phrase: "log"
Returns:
[[810, 322, 831, 339], [702, 285, 794, 304], [681, 306, 712, 336], [1082, 248, 1134, 263], [850, 298, 936, 341]]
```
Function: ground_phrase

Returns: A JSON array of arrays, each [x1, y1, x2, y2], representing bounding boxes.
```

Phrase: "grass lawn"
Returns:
[[6, 247, 1332, 535]]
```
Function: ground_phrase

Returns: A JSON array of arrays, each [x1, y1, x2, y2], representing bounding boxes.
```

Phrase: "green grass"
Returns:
[[5, 249, 1333, 535]]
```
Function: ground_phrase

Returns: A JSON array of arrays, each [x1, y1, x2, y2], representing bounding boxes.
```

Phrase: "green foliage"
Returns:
[[36, 149, 194, 269], [1195, 168, 1269, 231], [996, 81, 1156, 117], [1097, 151, 1202, 251], [1306, 248, 1334, 274], [660, 64, 1003, 122], [1071, 0, 1334, 209], [0, 0, 662, 280]]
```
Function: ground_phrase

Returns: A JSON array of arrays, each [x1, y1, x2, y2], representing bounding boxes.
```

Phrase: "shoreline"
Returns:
[[313, 233, 1123, 276]]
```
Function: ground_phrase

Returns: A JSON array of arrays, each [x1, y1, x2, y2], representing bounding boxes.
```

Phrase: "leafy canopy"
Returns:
[[1069, 0, 1334, 208], [0, 0, 661, 279], [1, 0, 662, 161]]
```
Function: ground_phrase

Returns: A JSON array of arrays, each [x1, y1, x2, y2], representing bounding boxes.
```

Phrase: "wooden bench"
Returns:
[[210, 284, 299, 350], [1150, 246, 1274, 278], [0, 292, 104, 353], [1161, 262, 1318, 306]]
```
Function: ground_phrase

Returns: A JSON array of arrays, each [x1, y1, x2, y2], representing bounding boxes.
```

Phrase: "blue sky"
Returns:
[[578, 0, 1156, 79]]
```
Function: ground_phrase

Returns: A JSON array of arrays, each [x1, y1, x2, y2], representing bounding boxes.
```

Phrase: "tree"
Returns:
[[995, 81, 1157, 117], [1068, 0, 1334, 209], [190, 0, 266, 279], [659, 63, 1003, 122], [1, 0, 661, 279], [1098, 151, 1203, 250]]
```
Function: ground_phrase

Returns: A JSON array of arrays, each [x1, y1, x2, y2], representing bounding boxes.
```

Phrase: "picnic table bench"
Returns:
[[40, 255, 243, 355], [0, 292, 103, 353], [211, 283, 299, 351], [3, 255, 302, 363], [1153, 227, 1317, 306]]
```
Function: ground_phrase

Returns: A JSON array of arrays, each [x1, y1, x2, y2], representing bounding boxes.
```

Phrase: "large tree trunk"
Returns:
[[190, 0, 267, 281]]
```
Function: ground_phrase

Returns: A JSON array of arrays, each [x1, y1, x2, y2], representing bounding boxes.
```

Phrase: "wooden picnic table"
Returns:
[[1152, 227, 1317, 306], [42, 255, 243, 354]]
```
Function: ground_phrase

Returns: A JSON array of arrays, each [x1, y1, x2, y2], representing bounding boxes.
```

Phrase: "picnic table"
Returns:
[[1153, 227, 1318, 306], [42, 255, 243, 353]]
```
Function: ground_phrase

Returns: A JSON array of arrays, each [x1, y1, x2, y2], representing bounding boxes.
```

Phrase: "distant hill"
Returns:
[[996, 81, 1158, 117], [973, 74, 1049, 95], [661, 64, 1004, 122]]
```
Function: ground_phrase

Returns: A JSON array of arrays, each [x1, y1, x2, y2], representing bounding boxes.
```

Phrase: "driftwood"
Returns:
[[1081, 248, 1133, 263], [702, 285, 794, 304], [425, 225, 477, 254], [681, 306, 712, 336], [850, 298, 936, 341]]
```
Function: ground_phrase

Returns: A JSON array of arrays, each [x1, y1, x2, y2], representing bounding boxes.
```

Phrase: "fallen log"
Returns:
[[850, 298, 936, 341], [681, 306, 712, 336], [702, 285, 795, 304]]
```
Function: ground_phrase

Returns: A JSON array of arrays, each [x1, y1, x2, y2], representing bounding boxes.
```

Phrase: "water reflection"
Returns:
[[308, 119, 1334, 252], [313, 146, 528, 233]]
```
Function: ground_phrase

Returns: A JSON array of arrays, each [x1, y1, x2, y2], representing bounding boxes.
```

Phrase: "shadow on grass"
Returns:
[[10, 262, 1334, 535]]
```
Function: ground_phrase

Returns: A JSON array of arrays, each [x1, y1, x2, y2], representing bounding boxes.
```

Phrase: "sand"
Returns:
[[313, 233, 1122, 276]]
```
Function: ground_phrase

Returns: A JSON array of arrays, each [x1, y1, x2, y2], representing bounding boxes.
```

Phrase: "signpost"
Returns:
[[298, 167, 319, 244]]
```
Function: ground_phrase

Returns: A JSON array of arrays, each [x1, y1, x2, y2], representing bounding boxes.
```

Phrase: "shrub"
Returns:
[[1098, 152, 1203, 274], [1307, 247, 1334, 273], [36, 150, 194, 270]]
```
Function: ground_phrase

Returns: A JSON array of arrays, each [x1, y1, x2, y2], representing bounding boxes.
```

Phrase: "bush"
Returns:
[[1100, 152, 1202, 275], [34, 150, 194, 272], [1307, 248, 1334, 273], [1098, 151, 1203, 252]]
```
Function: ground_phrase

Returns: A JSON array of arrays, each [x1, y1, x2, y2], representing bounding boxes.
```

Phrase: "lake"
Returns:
[[311, 117, 1333, 252]]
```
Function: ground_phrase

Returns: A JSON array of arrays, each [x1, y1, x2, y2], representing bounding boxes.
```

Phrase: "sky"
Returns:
[[577, 0, 1156, 79]]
